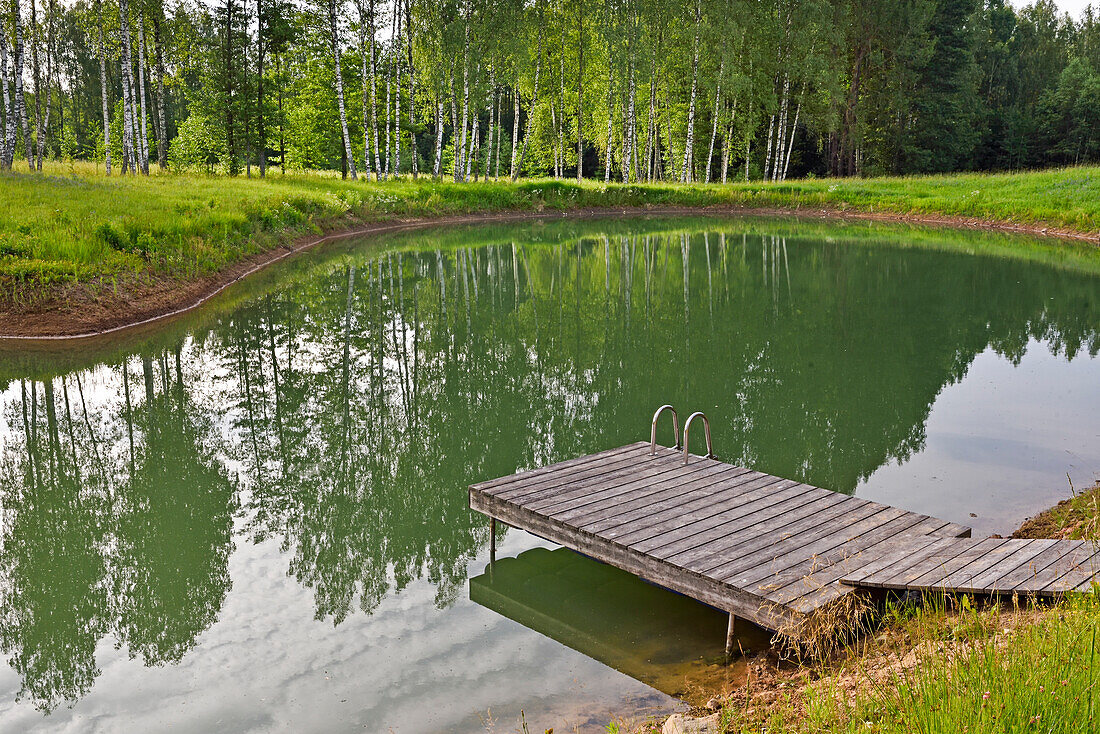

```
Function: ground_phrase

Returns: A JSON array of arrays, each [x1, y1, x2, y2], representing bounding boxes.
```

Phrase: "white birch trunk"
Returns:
[[433, 97, 444, 178], [384, 0, 395, 179], [466, 90, 478, 180], [744, 133, 750, 181], [136, 12, 149, 174], [486, 62, 495, 179], [358, 0, 371, 176], [625, 21, 637, 183], [328, 0, 357, 179], [551, 103, 559, 178], [118, 0, 137, 173], [405, 0, 417, 178], [511, 8, 543, 182], [450, 63, 460, 180], [13, 0, 32, 169], [509, 84, 519, 178], [680, 0, 700, 182], [42, 0, 55, 165], [369, 0, 382, 178], [152, 11, 167, 168], [31, 0, 42, 170], [781, 83, 804, 182], [96, 0, 110, 174], [603, 35, 613, 183], [644, 60, 656, 182], [493, 85, 501, 179], [772, 74, 789, 182], [762, 113, 775, 181], [704, 62, 722, 184], [392, 0, 402, 176], [457, 3, 469, 182], [1, 27, 11, 170], [557, 49, 565, 179], [720, 116, 731, 184]]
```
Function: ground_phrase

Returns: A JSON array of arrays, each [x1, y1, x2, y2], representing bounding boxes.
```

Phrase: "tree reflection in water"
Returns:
[[1, 219, 1098, 713]]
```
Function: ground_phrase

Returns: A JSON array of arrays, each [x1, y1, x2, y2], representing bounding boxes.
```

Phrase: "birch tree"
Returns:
[[327, 0, 357, 179], [136, 10, 150, 174], [30, 0, 42, 170], [97, 0, 111, 173], [511, 0, 543, 181], [13, 0, 33, 168], [1, 22, 11, 170], [679, 0, 700, 182], [118, 0, 138, 173], [151, 2, 167, 168]]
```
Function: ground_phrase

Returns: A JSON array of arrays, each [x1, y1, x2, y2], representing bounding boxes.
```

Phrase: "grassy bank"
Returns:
[[2, 163, 1099, 301], [631, 481, 1100, 734]]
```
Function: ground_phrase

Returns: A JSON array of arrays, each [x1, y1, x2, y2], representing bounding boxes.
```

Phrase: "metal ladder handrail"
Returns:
[[682, 411, 714, 464], [650, 405, 681, 455]]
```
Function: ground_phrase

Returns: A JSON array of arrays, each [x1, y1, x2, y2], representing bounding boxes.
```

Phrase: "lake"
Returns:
[[1, 216, 1098, 732]]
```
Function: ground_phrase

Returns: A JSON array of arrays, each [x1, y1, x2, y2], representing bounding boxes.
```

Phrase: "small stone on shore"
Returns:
[[662, 712, 720, 734]]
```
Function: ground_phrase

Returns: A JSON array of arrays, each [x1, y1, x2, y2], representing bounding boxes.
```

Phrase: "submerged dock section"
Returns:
[[469, 433, 1099, 636]]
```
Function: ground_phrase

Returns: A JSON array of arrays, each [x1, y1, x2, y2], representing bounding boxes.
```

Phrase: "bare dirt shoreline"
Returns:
[[2, 204, 1097, 340]]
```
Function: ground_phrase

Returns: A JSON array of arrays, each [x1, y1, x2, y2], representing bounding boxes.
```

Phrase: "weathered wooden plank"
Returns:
[[568, 467, 759, 531], [599, 474, 794, 542], [667, 492, 865, 571], [522, 453, 724, 511], [626, 480, 817, 552], [494, 445, 675, 502], [761, 512, 940, 604], [546, 462, 742, 522], [719, 506, 907, 588], [916, 538, 1014, 591], [703, 500, 887, 579], [987, 541, 1079, 593], [1002, 542, 1093, 595], [854, 538, 966, 589], [468, 486, 797, 630], [475, 442, 647, 493], [1039, 542, 1100, 594], [805, 536, 942, 610], [954, 540, 1053, 594], [654, 492, 851, 573]]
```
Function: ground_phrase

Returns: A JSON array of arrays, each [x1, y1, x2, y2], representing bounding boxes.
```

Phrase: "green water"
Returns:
[[1, 217, 1098, 732]]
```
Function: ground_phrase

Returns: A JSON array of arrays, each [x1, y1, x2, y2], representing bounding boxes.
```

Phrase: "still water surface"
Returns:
[[1, 217, 1098, 732]]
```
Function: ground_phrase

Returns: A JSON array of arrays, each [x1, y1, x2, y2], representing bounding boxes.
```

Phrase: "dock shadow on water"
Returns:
[[1, 216, 1099, 731], [471, 546, 770, 706]]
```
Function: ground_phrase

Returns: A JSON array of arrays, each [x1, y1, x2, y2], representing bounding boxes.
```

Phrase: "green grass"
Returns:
[[637, 594, 1100, 734], [2, 162, 1099, 300], [735, 595, 1100, 734]]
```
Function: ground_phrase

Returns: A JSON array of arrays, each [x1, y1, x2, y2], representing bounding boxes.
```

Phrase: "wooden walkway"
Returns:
[[469, 442, 1099, 633]]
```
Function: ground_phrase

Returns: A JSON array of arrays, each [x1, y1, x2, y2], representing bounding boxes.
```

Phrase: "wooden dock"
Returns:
[[469, 441, 1100, 634]]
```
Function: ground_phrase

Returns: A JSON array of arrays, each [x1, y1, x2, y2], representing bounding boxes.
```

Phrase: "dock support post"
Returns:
[[725, 613, 736, 660], [490, 518, 497, 565]]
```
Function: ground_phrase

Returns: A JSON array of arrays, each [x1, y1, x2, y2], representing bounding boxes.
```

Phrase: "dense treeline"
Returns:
[[1, 0, 1098, 181]]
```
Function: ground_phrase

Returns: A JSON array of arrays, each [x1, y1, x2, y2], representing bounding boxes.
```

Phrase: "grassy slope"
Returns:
[[2, 162, 1099, 299]]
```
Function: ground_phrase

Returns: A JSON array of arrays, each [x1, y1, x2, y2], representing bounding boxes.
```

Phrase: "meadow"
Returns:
[[2, 162, 1099, 299]]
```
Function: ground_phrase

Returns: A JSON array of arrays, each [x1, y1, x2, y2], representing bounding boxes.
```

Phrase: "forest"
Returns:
[[1, 0, 1098, 183]]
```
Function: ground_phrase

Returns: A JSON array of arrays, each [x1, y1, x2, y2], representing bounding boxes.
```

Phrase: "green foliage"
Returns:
[[169, 113, 227, 172]]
